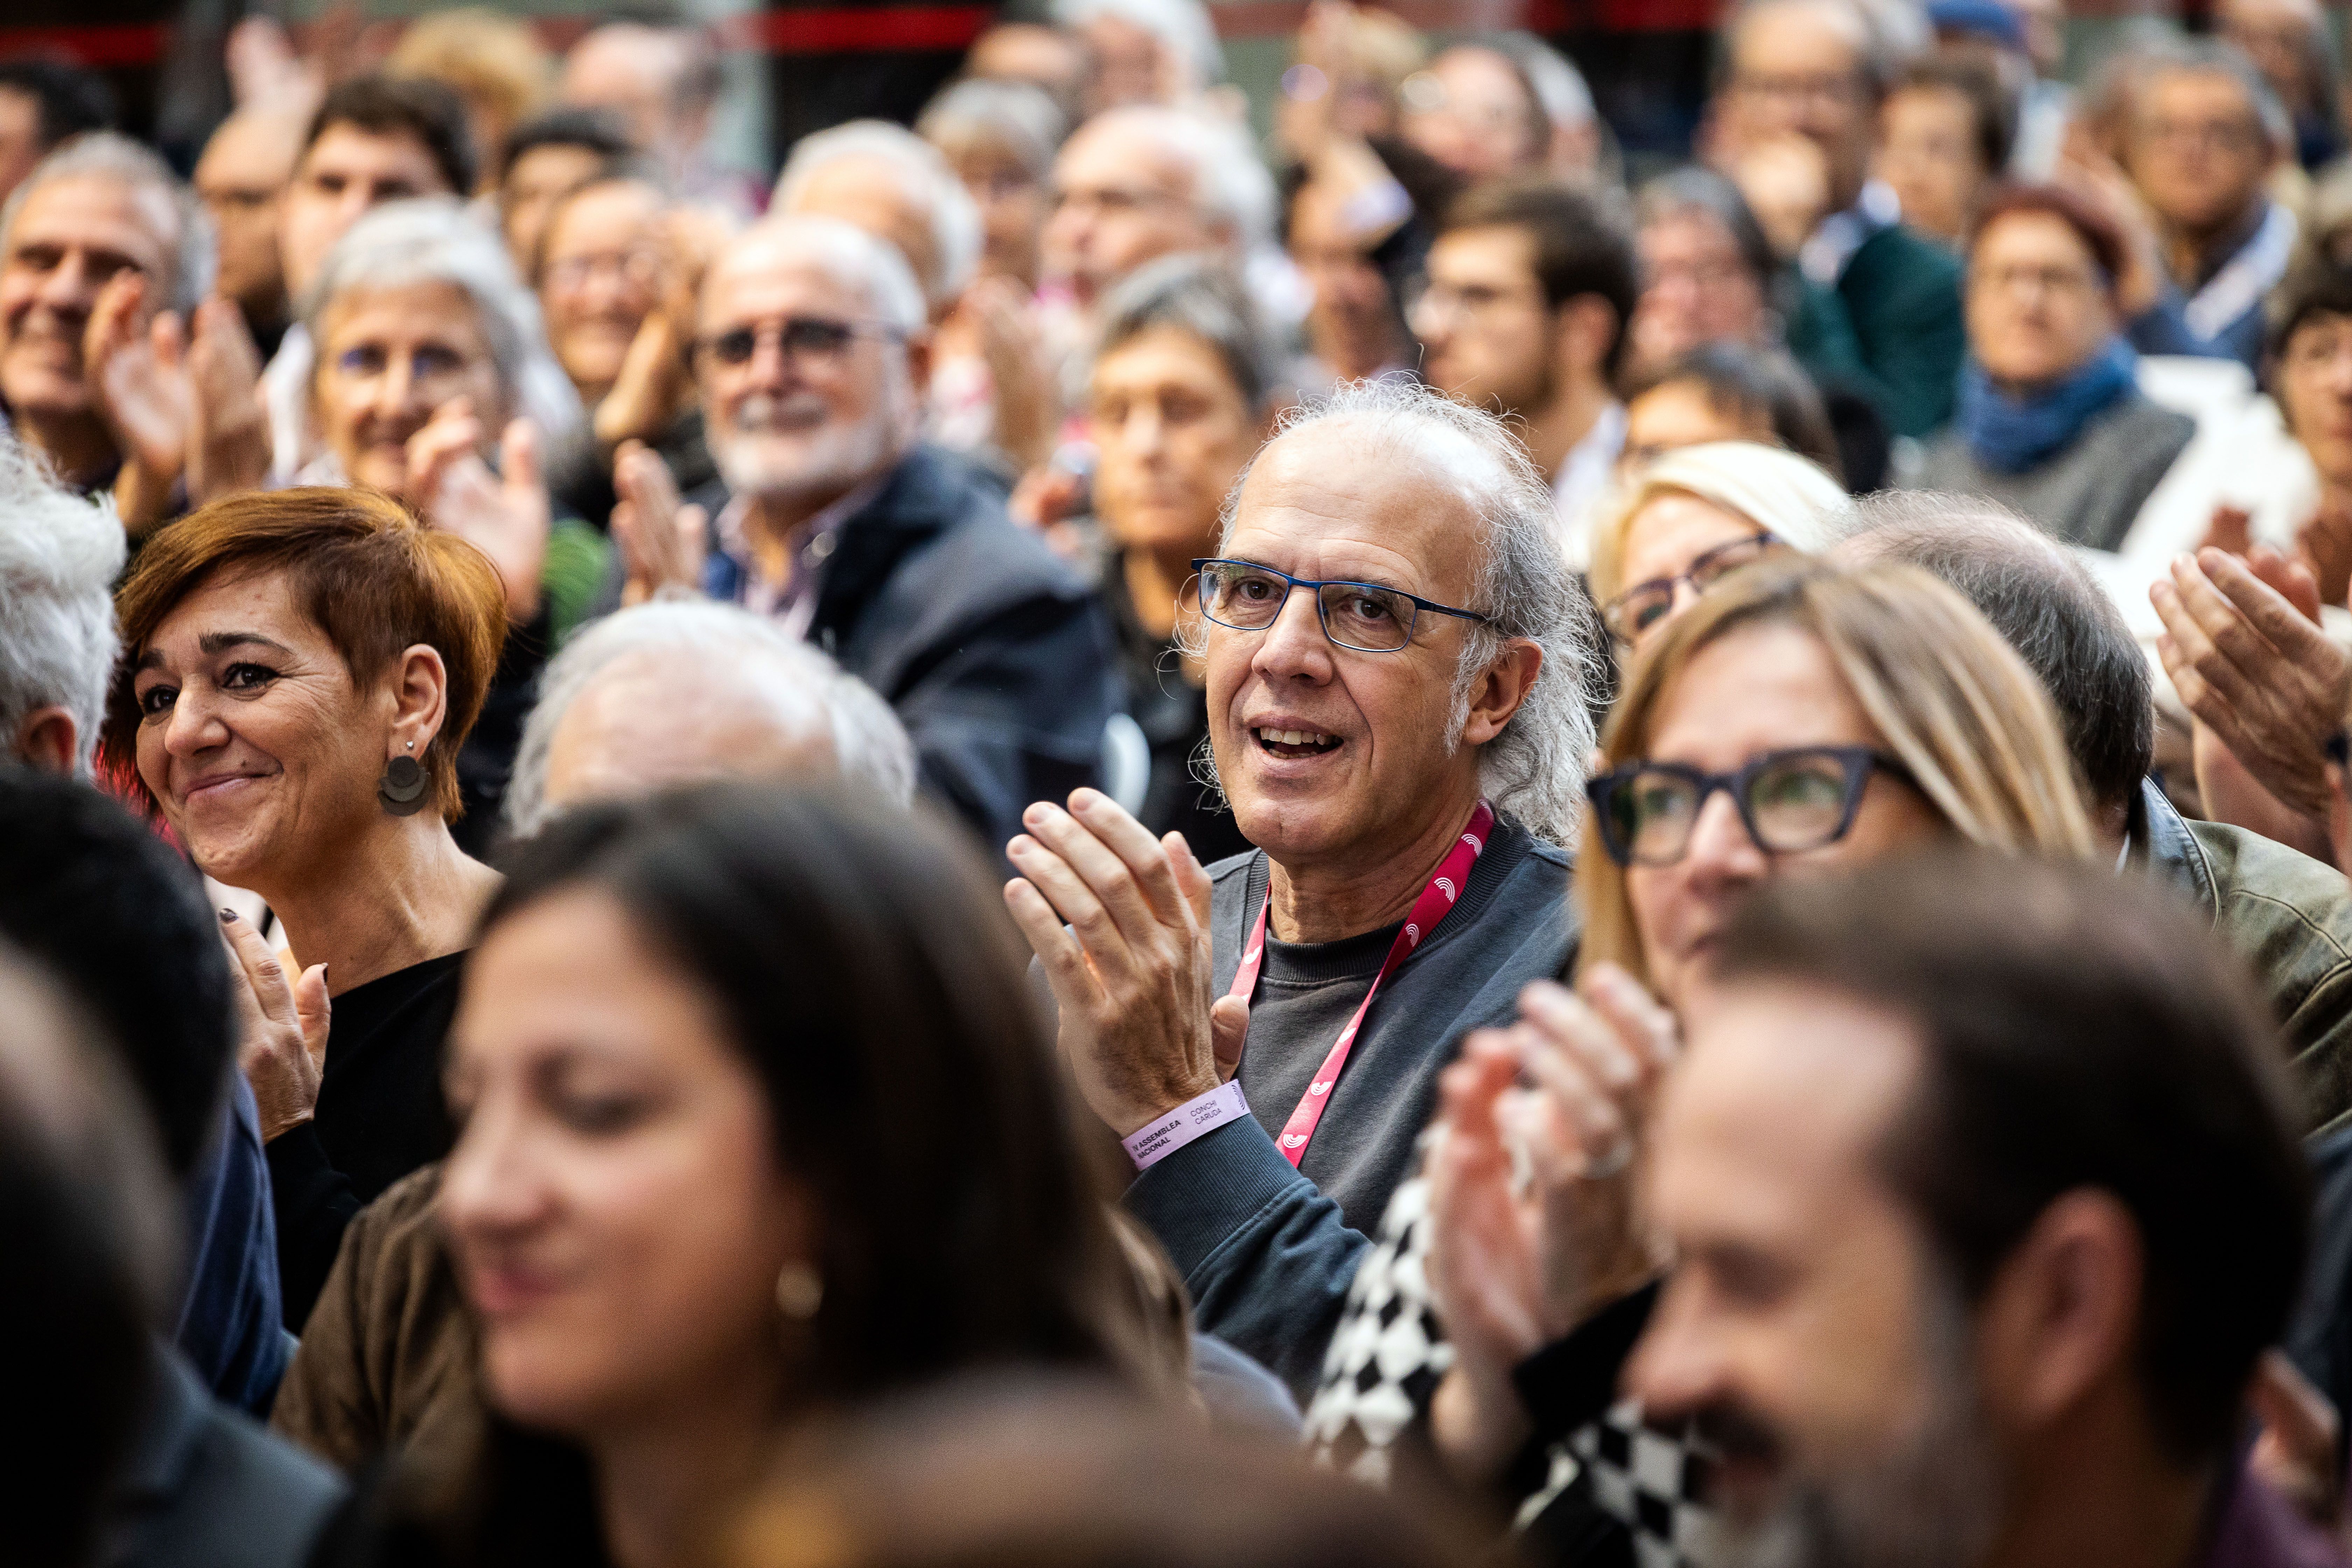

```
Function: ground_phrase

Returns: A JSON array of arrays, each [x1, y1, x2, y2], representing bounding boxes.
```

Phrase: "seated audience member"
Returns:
[[559, 18, 756, 217], [1845, 492, 2352, 1132], [323, 786, 1169, 1558], [1040, 105, 1277, 332], [0, 57, 115, 206], [1921, 184, 2194, 549], [610, 215, 1119, 861], [2217, 0, 2344, 172], [496, 106, 637, 273], [534, 169, 721, 530], [265, 75, 476, 486], [1409, 174, 1640, 561], [273, 604, 913, 1469], [194, 106, 307, 360], [1628, 167, 1891, 489], [1396, 41, 1550, 182], [1051, 0, 1223, 114], [1875, 50, 2013, 250], [1083, 258, 1279, 867], [384, 7, 555, 191], [0, 937, 340, 1568], [965, 22, 1093, 125], [1588, 440, 1854, 654], [0, 132, 220, 515], [1610, 854, 2319, 1568], [2121, 37, 2297, 372], [1283, 141, 1457, 388], [300, 199, 603, 837], [1003, 380, 1594, 1372], [721, 1380, 1475, 1568], [1619, 343, 1847, 481], [0, 448, 288, 1414], [2256, 262, 2352, 601], [1712, 0, 1967, 439], [102, 486, 509, 1331], [918, 81, 1071, 469]]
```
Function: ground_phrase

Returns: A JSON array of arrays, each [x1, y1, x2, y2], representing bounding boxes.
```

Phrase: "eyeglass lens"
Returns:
[[1609, 752, 1864, 864]]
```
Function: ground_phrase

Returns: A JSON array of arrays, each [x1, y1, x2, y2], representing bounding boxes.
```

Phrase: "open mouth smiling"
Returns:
[[1254, 727, 1342, 758]]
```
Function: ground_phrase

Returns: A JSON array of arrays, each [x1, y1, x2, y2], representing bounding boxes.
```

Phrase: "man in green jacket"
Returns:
[[1711, 0, 1966, 438]]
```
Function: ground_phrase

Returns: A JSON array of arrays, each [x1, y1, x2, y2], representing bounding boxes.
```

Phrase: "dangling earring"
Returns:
[[775, 1259, 823, 1320], [378, 741, 428, 817]]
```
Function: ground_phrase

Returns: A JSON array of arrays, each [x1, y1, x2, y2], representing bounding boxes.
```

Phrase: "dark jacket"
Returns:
[[698, 445, 1120, 863], [2137, 780, 2352, 1134], [1785, 224, 1967, 439], [103, 1345, 345, 1568], [177, 1077, 289, 1417]]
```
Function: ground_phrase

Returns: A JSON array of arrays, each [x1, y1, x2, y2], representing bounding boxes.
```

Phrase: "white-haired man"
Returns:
[[0, 432, 120, 773], [559, 19, 759, 219], [1040, 103, 1275, 324], [503, 597, 915, 839], [1002, 380, 1591, 1394], [775, 120, 981, 323], [612, 214, 1119, 862], [0, 131, 249, 520], [1051, 0, 1224, 114]]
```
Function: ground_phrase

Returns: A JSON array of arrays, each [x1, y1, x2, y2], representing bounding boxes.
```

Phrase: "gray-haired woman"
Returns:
[[302, 196, 609, 842]]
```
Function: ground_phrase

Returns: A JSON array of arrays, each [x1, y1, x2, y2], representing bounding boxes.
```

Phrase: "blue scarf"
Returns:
[[1958, 337, 2138, 475]]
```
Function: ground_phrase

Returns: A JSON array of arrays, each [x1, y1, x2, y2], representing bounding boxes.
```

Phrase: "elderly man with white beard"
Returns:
[[1002, 379, 1595, 1394], [611, 213, 1119, 861]]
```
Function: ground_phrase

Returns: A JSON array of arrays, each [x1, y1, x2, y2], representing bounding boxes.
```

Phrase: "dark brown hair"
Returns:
[[1970, 181, 2129, 289], [1896, 50, 2017, 175], [302, 72, 478, 198], [1442, 171, 1641, 380], [1714, 850, 2311, 1464], [102, 486, 506, 823]]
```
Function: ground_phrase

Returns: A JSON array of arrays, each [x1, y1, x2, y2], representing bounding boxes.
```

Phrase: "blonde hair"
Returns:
[[1575, 556, 2095, 987], [1587, 440, 1852, 609], [388, 9, 555, 173]]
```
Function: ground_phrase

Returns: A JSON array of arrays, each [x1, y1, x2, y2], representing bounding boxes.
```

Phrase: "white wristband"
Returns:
[[1124, 1080, 1250, 1171]]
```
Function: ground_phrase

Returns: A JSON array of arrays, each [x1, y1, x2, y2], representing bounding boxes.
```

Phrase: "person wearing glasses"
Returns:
[[1918, 185, 2194, 552], [1586, 439, 1851, 656], [1000, 378, 1592, 1397], [607, 214, 1119, 866]]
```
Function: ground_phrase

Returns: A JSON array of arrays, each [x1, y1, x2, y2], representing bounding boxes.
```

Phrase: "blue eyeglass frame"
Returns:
[[1189, 558, 1492, 653], [1583, 744, 1916, 867]]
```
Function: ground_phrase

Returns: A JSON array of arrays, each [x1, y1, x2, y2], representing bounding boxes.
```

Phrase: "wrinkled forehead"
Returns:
[[700, 239, 873, 329], [1227, 417, 1496, 593], [5, 173, 174, 271]]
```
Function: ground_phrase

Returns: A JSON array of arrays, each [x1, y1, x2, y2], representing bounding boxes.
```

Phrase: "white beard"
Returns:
[[711, 378, 912, 502]]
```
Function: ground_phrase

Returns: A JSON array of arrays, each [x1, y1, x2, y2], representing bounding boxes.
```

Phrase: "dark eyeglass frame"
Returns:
[[1189, 557, 1492, 653], [1601, 531, 1781, 646], [1583, 744, 1916, 867], [688, 315, 906, 370]]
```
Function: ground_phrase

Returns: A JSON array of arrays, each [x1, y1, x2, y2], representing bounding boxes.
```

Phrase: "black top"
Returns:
[[1096, 549, 1253, 867], [267, 953, 464, 1334]]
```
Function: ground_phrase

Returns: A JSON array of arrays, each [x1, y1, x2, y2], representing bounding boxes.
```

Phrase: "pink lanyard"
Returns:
[[1228, 801, 1494, 1168]]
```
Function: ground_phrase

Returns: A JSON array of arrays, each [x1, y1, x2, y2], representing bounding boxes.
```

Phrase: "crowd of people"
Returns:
[[17, 1, 2352, 1565]]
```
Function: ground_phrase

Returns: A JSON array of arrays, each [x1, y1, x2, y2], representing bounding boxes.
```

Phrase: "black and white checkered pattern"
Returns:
[[1302, 1138, 1718, 1568]]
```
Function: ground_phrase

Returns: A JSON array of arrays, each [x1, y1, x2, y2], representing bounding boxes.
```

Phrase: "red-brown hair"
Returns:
[[1969, 182, 2129, 290], [102, 487, 506, 823]]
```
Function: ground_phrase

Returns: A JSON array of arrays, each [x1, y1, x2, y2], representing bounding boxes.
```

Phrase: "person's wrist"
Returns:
[[1120, 1077, 1246, 1167]]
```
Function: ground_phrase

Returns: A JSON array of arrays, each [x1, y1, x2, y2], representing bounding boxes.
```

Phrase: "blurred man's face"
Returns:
[[2217, 0, 2324, 114], [561, 28, 684, 156], [1077, 15, 1177, 113], [1410, 224, 1554, 416], [502, 142, 611, 272], [2276, 309, 2352, 485], [1876, 82, 1989, 247], [1721, 1, 1878, 213], [1289, 177, 1403, 380], [280, 124, 451, 305], [2128, 68, 2274, 237], [195, 113, 300, 327], [966, 22, 1089, 108], [0, 174, 171, 422], [1628, 209, 1769, 377], [1968, 210, 2117, 389], [1041, 120, 1220, 310], [1400, 47, 1544, 182], [1628, 981, 2004, 1568], [0, 85, 44, 209]]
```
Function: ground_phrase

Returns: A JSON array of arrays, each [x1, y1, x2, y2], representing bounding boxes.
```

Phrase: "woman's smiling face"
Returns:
[[130, 566, 394, 889]]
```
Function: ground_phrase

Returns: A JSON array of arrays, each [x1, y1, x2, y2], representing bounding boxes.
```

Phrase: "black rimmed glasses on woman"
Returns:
[[1190, 558, 1492, 653], [1585, 746, 1916, 867], [1601, 531, 1782, 645]]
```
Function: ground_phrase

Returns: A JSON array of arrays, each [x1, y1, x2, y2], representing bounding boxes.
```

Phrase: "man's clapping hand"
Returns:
[[1002, 789, 1246, 1137]]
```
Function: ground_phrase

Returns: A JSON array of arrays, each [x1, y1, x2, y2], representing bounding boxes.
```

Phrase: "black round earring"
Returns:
[[379, 744, 428, 817]]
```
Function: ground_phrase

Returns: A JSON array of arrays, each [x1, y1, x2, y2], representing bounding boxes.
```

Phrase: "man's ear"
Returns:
[[12, 705, 79, 776], [1971, 1188, 2146, 1437], [1459, 637, 1544, 748], [1554, 294, 1623, 389]]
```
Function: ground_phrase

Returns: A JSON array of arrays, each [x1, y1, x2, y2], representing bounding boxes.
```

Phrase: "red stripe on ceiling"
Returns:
[[718, 6, 994, 54], [0, 23, 170, 69]]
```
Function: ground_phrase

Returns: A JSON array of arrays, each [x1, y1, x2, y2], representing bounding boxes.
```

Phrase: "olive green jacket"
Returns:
[[2138, 780, 2352, 1135]]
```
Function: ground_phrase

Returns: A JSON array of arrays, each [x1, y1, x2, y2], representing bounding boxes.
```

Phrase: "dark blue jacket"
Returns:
[[701, 445, 1120, 863]]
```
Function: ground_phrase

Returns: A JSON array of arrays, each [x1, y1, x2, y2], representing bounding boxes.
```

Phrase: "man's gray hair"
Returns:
[[1204, 379, 1597, 845], [0, 131, 214, 316], [504, 600, 916, 838], [1495, 31, 1595, 131], [301, 197, 583, 444], [1092, 254, 1282, 413], [1078, 105, 1277, 253], [1726, 0, 1923, 97], [1051, 0, 1226, 89], [2135, 33, 2295, 151], [721, 215, 929, 341], [0, 434, 124, 776], [917, 78, 1069, 183], [776, 120, 985, 312]]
